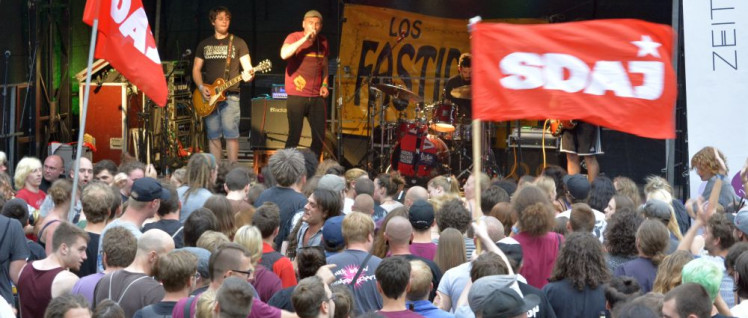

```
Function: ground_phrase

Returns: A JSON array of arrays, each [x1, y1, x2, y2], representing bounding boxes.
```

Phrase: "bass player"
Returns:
[[193, 6, 253, 164]]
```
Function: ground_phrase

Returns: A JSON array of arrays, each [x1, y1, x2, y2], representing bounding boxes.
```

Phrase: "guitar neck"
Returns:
[[217, 75, 243, 93]]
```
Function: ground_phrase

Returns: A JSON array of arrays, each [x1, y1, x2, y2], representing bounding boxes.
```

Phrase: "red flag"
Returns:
[[83, 0, 167, 106], [472, 19, 676, 139]]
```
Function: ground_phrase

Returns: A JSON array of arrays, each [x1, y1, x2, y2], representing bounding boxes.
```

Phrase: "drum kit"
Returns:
[[367, 83, 478, 184]]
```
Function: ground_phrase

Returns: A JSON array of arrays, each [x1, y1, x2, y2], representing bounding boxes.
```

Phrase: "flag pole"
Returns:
[[69, 15, 100, 219], [472, 119, 483, 255]]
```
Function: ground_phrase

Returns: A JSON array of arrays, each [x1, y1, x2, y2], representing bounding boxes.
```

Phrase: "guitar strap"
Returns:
[[224, 34, 234, 80]]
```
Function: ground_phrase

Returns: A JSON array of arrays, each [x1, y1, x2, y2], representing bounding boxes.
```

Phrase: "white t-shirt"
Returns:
[[556, 208, 607, 243]]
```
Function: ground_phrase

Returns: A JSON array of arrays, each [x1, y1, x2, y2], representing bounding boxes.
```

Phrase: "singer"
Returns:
[[192, 6, 253, 164], [280, 9, 328, 157]]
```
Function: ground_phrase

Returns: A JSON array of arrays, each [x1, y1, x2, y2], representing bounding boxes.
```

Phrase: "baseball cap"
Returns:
[[178, 247, 211, 280], [497, 242, 523, 268], [640, 199, 672, 223], [563, 174, 590, 200], [733, 209, 748, 235], [480, 286, 540, 318], [318, 174, 345, 193], [130, 177, 170, 202], [409, 199, 435, 230], [468, 275, 527, 315], [304, 10, 323, 20], [322, 215, 345, 251]]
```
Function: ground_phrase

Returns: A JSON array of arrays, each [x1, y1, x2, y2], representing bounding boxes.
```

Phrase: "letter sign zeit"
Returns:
[[499, 52, 664, 101]]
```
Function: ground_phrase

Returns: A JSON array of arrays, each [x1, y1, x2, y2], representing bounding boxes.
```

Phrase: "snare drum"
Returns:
[[430, 101, 457, 133], [397, 119, 428, 139]]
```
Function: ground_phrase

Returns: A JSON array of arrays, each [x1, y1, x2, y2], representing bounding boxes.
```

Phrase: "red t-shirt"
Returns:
[[514, 231, 564, 289], [261, 242, 297, 288], [16, 188, 46, 210], [283, 31, 328, 97]]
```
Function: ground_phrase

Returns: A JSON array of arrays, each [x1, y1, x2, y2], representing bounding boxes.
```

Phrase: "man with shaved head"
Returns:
[[385, 215, 442, 301], [352, 194, 375, 216], [40, 155, 65, 192], [404, 186, 429, 209], [93, 229, 175, 317]]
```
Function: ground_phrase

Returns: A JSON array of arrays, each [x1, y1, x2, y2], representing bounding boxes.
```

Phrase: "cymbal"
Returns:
[[372, 83, 423, 103], [450, 85, 471, 99]]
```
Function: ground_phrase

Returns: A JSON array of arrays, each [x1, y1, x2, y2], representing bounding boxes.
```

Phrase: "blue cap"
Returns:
[[130, 177, 170, 202], [322, 215, 345, 250]]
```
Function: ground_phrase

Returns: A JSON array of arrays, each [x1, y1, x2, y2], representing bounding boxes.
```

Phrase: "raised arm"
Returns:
[[280, 33, 313, 60]]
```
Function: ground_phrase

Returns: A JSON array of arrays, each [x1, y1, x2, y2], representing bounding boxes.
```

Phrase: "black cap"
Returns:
[[130, 177, 170, 202], [480, 287, 540, 318], [409, 199, 435, 230]]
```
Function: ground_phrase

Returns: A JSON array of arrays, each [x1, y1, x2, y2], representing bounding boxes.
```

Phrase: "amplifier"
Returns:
[[507, 127, 558, 149], [250, 98, 311, 150]]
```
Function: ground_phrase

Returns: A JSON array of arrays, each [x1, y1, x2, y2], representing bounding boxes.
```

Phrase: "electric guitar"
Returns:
[[193, 59, 272, 117], [549, 119, 577, 137]]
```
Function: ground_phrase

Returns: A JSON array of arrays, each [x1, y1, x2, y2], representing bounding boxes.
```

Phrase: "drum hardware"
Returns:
[[450, 85, 472, 99], [372, 83, 424, 103]]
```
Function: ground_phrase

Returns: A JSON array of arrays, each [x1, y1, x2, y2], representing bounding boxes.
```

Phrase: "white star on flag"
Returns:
[[631, 35, 662, 58]]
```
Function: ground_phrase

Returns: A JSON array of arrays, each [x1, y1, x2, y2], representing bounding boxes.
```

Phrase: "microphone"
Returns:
[[395, 31, 406, 43], [4, 50, 10, 58], [181, 49, 192, 58]]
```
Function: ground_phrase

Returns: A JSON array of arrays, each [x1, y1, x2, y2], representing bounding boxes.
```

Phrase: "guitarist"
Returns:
[[560, 120, 602, 182], [192, 6, 253, 164], [280, 10, 329, 158]]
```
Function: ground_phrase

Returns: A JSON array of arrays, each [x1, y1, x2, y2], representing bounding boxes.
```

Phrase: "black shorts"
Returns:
[[559, 121, 603, 156]]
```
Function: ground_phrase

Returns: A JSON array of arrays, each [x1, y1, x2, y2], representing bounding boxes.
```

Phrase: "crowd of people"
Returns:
[[0, 145, 746, 318]]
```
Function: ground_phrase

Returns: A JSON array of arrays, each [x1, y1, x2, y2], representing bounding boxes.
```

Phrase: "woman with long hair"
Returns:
[[541, 164, 570, 212], [652, 250, 693, 294], [371, 207, 408, 259], [511, 185, 562, 289], [604, 209, 644, 272], [286, 188, 341, 259], [543, 232, 611, 317], [178, 153, 217, 222], [613, 176, 642, 207], [434, 228, 467, 274], [203, 194, 237, 240], [614, 219, 669, 293], [427, 175, 460, 199], [604, 194, 636, 220], [37, 179, 73, 254]]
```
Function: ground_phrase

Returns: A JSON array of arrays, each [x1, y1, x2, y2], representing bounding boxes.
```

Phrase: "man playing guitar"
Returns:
[[192, 6, 253, 164]]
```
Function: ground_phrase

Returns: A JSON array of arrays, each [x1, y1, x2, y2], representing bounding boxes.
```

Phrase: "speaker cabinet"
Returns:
[[79, 83, 127, 163], [250, 98, 311, 150]]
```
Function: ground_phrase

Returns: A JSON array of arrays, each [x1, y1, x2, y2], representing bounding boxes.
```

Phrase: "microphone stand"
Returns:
[[365, 32, 406, 173]]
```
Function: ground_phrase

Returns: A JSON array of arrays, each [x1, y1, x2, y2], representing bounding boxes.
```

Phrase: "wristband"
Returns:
[[322, 83, 328, 88], [199, 84, 204, 90]]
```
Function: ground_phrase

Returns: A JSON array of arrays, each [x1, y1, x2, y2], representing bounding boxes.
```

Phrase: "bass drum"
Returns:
[[390, 133, 449, 179]]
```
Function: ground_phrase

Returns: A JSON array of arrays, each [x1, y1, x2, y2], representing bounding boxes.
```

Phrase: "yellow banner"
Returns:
[[338, 4, 543, 136], [338, 4, 472, 136]]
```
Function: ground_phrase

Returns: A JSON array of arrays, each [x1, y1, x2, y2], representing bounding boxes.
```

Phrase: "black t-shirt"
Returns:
[[444, 74, 471, 119], [267, 286, 296, 312], [195, 34, 250, 92], [143, 219, 184, 249], [401, 254, 442, 301], [75, 232, 100, 277], [27, 240, 46, 262], [519, 281, 557, 318]]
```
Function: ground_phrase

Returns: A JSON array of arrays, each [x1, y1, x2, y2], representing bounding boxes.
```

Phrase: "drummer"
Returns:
[[444, 53, 471, 120]]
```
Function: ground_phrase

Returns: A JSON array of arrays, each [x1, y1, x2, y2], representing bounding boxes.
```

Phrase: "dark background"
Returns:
[[0, 0, 690, 194]]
